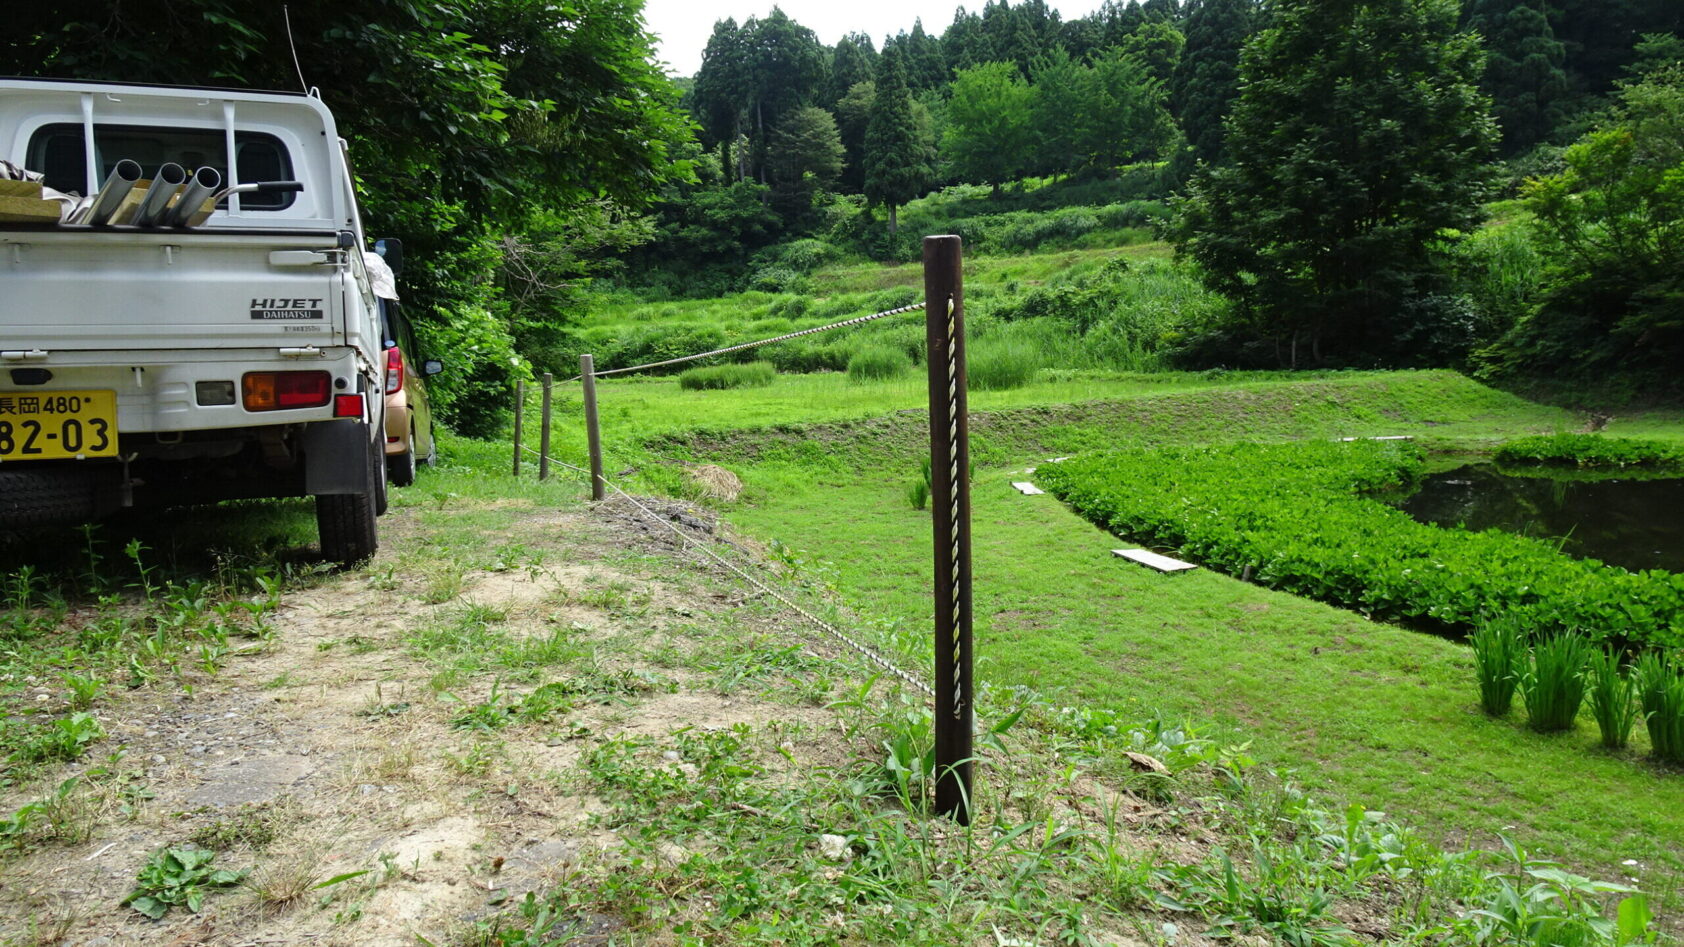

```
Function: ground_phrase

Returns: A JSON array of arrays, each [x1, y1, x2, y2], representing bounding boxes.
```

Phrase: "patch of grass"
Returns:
[[677, 361, 777, 391], [845, 344, 913, 382], [965, 335, 1043, 391]]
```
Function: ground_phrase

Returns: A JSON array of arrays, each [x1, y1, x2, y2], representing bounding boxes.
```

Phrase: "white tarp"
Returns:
[[362, 251, 399, 300]]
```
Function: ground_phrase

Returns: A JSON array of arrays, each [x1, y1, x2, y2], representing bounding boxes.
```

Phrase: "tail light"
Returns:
[[385, 346, 405, 394], [242, 371, 331, 411]]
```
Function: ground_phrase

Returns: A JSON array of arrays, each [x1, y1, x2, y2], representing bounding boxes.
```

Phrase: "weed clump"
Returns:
[[846, 345, 912, 382], [1634, 652, 1684, 764], [1471, 619, 1526, 716], [967, 337, 1042, 390], [677, 361, 777, 391], [1521, 633, 1590, 733], [1587, 648, 1640, 749]]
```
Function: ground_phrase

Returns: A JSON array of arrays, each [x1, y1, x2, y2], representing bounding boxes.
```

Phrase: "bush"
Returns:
[[1587, 648, 1639, 749], [677, 362, 777, 391], [1521, 633, 1590, 733], [1471, 620, 1526, 717], [1494, 434, 1683, 468], [1035, 441, 1684, 650], [967, 337, 1042, 390], [1635, 653, 1684, 764], [847, 345, 913, 382]]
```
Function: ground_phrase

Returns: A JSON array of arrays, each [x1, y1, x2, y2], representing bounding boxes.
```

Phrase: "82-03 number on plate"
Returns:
[[0, 390, 117, 460]]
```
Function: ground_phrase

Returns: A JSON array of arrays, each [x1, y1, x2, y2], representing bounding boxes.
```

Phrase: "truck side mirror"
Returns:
[[422, 359, 444, 377], [375, 237, 404, 277]]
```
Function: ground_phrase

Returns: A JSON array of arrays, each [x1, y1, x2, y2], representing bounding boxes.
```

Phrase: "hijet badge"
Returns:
[[250, 297, 325, 320]]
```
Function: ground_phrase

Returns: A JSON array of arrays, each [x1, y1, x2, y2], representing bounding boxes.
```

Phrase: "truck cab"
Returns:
[[0, 78, 391, 564]]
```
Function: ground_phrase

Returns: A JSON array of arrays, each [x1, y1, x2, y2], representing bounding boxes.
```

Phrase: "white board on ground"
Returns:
[[1338, 435, 1415, 442], [1011, 482, 1045, 495], [1113, 549, 1198, 572]]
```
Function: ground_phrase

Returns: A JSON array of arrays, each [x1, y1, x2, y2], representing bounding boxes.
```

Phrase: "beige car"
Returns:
[[381, 297, 440, 487]]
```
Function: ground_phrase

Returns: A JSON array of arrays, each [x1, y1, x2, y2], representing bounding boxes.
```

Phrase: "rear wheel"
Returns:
[[316, 444, 380, 566], [387, 428, 417, 487]]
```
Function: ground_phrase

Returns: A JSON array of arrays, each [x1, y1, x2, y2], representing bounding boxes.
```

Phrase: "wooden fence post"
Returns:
[[512, 380, 524, 478], [539, 372, 553, 481], [581, 354, 605, 501], [923, 234, 973, 824]]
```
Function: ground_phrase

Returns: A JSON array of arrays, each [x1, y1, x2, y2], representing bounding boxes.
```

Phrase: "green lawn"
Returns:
[[524, 366, 1684, 920]]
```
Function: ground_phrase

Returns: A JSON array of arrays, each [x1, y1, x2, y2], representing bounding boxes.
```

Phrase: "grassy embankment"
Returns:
[[520, 348, 1684, 924]]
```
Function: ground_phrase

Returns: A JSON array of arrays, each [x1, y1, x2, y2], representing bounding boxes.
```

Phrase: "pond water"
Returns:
[[1395, 464, 1684, 573]]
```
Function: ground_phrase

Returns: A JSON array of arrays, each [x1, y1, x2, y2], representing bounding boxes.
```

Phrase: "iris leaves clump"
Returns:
[[1471, 620, 1527, 717], [1521, 633, 1590, 734]]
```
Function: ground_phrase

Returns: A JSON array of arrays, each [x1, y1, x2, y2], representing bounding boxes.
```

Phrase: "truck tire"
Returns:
[[387, 427, 417, 487], [0, 467, 102, 528], [316, 446, 379, 566]]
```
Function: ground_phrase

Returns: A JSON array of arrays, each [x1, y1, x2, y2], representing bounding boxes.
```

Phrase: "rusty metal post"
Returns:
[[924, 234, 972, 824], [539, 373, 553, 481], [581, 355, 605, 501], [511, 380, 524, 478]]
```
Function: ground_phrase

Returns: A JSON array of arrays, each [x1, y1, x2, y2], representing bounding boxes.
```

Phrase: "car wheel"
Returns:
[[388, 428, 417, 487]]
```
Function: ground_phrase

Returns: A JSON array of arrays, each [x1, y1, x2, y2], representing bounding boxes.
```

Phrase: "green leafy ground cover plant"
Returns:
[[122, 847, 245, 919], [1034, 441, 1684, 650], [1495, 434, 1684, 468]]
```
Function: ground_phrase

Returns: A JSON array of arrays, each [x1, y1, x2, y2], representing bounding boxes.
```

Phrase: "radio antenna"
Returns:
[[283, 6, 309, 93]]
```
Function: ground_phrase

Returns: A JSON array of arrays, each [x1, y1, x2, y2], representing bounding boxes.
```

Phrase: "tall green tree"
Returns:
[[1170, 0, 1255, 170], [826, 32, 877, 107], [693, 19, 751, 175], [1082, 48, 1178, 169], [767, 105, 846, 226], [1467, 0, 1569, 154], [1483, 66, 1684, 386], [944, 61, 1037, 191], [863, 51, 932, 232], [1173, 0, 1497, 366], [1118, 19, 1186, 85], [834, 81, 877, 192]]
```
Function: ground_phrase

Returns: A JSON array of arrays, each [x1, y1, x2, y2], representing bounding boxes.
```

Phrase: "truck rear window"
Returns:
[[26, 123, 295, 210]]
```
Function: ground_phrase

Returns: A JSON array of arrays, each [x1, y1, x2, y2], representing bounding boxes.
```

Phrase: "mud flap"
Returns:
[[302, 419, 374, 495]]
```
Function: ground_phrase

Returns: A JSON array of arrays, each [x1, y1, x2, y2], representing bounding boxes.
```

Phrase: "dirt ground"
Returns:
[[0, 494, 849, 946]]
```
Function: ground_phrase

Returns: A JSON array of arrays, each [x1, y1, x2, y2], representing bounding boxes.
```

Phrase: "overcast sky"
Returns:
[[641, 1, 1110, 77]]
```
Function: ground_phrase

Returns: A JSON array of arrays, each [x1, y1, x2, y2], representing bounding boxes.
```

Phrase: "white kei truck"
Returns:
[[0, 78, 398, 564]]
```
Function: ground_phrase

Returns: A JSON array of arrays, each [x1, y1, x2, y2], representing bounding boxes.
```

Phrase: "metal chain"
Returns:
[[521, 446, 935, 697], [945, 301, 965, 721], [572, 303, 925, 380]]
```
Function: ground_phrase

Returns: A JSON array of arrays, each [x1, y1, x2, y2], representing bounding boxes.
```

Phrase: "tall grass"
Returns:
[[1470, 620, 1527, 717], [1521, 633, 1590, 733], [1587, 648, 1639, 749], [1634, 653, 1684, 764], [848, 345, 913, 382], [967, 337, 1043, 391], [678, 361, 777, 391]]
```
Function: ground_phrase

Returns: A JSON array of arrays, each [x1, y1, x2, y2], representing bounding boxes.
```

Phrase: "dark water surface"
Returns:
[[1395, 464, 1684, 573]]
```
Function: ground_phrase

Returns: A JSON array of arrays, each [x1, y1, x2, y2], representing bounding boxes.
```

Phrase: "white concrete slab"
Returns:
[[1011, 482, 1045, 495], [1112, 549, 1198, 572]]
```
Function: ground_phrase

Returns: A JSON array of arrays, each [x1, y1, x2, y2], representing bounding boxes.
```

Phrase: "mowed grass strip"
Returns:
[[725, 459, 1684, 912]]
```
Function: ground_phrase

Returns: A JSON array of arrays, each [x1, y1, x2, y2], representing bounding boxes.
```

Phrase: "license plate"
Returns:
[[0, 390, 118, 460]]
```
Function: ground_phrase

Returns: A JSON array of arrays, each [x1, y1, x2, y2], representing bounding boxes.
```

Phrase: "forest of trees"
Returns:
[[3, 0, 1682, 430]]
